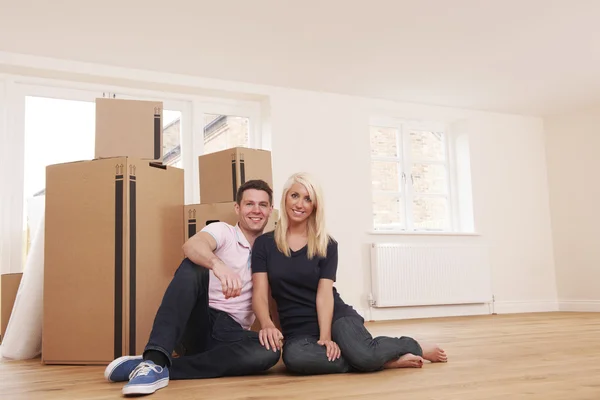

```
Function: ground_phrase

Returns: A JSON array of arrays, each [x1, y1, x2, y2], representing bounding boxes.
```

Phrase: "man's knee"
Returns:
[[254, 346, 281, 370], [240, 342, 280, 372], [175, 258, 208, 281]]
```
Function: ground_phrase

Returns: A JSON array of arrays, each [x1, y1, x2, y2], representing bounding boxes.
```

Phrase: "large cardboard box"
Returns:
[[43, 157, 184, 365], [184, 203, 278, 241], [198, 147, 273, 204], [1, 273, 22, 338], [95, 98, 163, 161]]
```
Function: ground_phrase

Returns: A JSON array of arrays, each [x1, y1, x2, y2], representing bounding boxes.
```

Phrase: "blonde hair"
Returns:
[[275, 172, 329, 259]]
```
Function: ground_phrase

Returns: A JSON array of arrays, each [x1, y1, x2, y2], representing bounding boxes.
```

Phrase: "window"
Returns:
[[0, 78, 263, 274], [370, 120, 452, 232], [203, 114, 250, 155], [22, 95, 96, 264], [189, 100, 261, 203], [162, 110, 183, 168]]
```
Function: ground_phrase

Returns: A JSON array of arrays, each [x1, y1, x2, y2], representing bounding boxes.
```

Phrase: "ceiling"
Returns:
[[1, 0, 598, 116]]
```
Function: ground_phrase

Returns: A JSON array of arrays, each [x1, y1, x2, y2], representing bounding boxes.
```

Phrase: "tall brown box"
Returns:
[[43, 157, 184, 365], [95, 98, 163, 162], [184, 203, 278, 241], [1, 273, 22, 338], [198, 147, 273, 204]]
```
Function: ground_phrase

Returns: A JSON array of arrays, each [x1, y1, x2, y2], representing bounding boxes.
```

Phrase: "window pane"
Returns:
[[371, 161, 400, 192], [412, 196, 450, 230], [23, 96, 95, 263], [203, 114, 249, 155], [163, 110, 182, 167], [411, 164, 448, 195], [370, 126, 399, 157], [373, 194, 404, 228], [410, 131, 445, 161]]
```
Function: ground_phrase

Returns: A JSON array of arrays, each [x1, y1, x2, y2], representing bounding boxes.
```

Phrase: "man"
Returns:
[[104, 179, 281, 396]]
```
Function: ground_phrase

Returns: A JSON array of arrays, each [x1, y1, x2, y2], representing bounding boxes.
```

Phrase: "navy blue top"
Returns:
[[251, 231, 361, 339]]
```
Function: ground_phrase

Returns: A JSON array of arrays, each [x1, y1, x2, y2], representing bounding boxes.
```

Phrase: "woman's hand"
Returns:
[[318, 339, 341, 361], [259, 326, 284, 352]]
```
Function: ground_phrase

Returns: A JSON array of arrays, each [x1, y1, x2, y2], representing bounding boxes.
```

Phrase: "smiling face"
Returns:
[[285, 182, 314, 225], [235, 188, 272, 234]]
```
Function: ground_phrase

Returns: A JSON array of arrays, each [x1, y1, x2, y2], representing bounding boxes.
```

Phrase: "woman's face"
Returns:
[[285, 182, 314, 225]]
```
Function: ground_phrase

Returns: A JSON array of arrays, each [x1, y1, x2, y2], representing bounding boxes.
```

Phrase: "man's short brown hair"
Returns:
[[236, 179, 273, 205]]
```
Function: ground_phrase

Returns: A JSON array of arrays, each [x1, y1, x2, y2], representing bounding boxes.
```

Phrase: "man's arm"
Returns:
[[182, 231, 241, 298], [182, 232, 221, 269]]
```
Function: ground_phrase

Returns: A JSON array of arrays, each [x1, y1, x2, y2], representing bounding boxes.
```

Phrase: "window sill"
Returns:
[[368, 230, 480, 237]]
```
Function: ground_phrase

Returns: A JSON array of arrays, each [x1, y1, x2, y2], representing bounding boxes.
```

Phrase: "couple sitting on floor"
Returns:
[[104, 173, 447, 396]]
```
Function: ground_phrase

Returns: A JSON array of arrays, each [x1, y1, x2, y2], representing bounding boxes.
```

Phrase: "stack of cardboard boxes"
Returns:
[[41, 98, 277, 365], [42, 98, 183, 365]]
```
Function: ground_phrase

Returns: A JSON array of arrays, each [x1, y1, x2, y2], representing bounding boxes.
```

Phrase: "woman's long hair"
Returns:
[[274, 172, 329, 259]]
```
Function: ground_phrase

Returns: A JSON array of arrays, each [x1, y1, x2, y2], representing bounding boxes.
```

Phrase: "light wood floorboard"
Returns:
[[1, 312, 599, 399]]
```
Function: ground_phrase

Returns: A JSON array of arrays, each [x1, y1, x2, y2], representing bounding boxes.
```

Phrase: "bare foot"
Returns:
[[421, 343, 447, 363], [384, 353, 424, 369]]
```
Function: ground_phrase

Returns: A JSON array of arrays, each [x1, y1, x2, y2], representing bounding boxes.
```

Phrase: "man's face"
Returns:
[[235, 189, 272, 234]]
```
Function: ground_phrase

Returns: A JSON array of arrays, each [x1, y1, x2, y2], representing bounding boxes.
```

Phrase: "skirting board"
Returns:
[[362, 303, 492, 322], [559, 301, 600, 312], [491, 301, 558, 314], [361, 301, 560, 322]]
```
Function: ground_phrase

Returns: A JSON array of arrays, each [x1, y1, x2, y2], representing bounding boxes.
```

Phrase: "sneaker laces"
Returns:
[[129, 362, 163, 380]]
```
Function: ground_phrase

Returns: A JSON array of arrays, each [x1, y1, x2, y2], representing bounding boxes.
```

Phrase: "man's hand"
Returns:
[[212, 262, 242, 298], [259, 326, 283, 352], [318, 339, 341, 361]]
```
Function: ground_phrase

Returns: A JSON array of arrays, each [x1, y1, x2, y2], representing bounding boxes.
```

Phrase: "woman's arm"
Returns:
[[316, 238, 341, 360], [268, 287, 281, 330], [316, 279, 335, 341], [316, 278, 341, 361], [253, 273, 276, 330], [251, 236, 283, 351]]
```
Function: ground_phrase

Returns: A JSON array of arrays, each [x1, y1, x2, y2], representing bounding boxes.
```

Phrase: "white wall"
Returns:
[[267, 87, 558, 318], [0, 53, 560, 318], [545, 108, 600, 312]]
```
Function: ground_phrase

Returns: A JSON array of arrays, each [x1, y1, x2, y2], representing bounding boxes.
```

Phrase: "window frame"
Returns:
[[370, 116, 456, 233], [0, 74, 263, 274]]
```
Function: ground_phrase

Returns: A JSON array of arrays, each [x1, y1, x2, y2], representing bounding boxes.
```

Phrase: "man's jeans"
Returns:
[[282, 316, 422, 375], [143, 258, 280, 380]]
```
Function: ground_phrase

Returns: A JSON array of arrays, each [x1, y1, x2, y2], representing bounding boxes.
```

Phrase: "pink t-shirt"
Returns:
[[201, 222, 254, 330]]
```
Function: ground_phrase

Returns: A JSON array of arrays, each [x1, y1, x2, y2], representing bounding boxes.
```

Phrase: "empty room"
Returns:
[[0, 1, 598, 399]]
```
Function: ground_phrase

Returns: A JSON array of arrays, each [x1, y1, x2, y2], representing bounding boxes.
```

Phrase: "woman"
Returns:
[[251, 172, 447, 375]]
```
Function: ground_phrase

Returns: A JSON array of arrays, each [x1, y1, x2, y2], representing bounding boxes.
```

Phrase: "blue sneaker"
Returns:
[[122, 360, 169, 396], [104, 355, 143, 382]]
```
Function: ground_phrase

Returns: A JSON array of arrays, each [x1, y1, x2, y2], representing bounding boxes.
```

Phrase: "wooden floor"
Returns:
[[1, 312, 599, 399]]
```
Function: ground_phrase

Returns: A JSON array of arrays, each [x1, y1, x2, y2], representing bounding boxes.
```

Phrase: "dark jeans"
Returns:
[[282, 316, 422, 375], [143, 258, 281, 380]]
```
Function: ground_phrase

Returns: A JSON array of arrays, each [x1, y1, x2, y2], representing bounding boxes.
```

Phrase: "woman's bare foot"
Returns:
[[384, 353, 424, 369], [421, 343, 447, 363]]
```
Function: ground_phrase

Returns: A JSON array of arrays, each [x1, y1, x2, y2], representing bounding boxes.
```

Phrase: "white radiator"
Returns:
[[370, 243, 493, 307]]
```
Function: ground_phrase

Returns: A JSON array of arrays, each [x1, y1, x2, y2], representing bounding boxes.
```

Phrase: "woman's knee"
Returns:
[[343, 348, 384, 372], [282, 339, 349, 375], [281, 341, 306, 372]]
